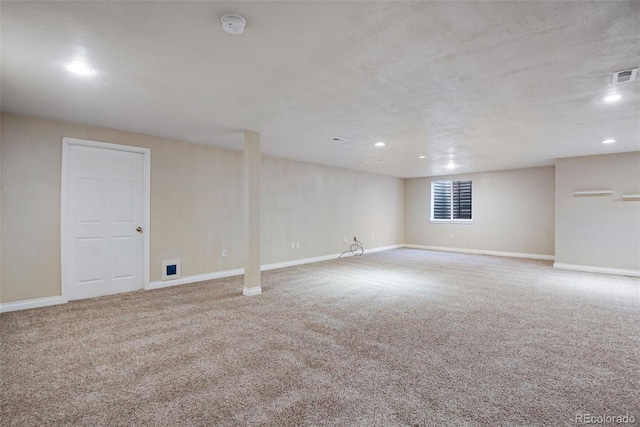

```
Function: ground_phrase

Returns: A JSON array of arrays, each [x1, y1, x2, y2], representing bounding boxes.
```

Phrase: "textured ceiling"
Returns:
[[1, 1, 639, 178]]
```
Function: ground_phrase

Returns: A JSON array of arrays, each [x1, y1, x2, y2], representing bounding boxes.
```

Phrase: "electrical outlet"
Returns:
[[291, 242, 295, 249], [222, 249, 227, 257], [372, 234, 375, 240], [296, 242, 300, 248], [343, 236, 348, 243], [450, 234, 454, 239]]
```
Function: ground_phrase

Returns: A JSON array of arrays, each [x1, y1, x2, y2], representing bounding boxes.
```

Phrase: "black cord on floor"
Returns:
[[338, 239, 364, 259]]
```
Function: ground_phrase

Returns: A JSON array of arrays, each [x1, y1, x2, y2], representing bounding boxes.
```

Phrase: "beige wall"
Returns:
[[405, 166, 555, 256], [0, 113, 2, 297], [261, 156, 404, 264], [2, 112, 635, 305], [0, 113, 404, 303], [555, 152, 640, 271]]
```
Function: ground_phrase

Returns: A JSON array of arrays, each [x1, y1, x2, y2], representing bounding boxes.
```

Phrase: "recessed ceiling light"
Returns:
[[66, 62, 94, 76], [604, 94, 621, 103], [418, 155, 426, 159], [602, 139, 616, 144], [447, 161, 456, 169], [374, 142, 385, 147]]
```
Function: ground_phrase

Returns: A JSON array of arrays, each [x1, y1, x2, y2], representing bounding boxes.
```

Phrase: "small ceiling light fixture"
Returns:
[[447, 161, 456, 169], [418, 155, 426, 159], [221, 14, 246, 34], [374, 142, 386, 147], [66, 62, 94, 76], [602, 139, 616, 144], [604, 93, 622, 103]]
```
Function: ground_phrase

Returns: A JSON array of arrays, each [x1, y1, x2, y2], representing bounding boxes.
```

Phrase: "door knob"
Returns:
[[136, 227, 143, 233]]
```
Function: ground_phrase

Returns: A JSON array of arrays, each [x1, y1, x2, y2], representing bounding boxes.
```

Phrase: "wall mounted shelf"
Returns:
[[621, 194, 640, 201], [573, 190, 613, 197]]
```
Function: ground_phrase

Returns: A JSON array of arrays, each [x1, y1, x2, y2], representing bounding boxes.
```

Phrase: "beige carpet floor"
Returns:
[[1, 248, 639, 426]]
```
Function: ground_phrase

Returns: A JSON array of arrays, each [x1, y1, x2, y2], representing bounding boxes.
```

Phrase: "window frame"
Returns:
[[430, 180, 474, 224]]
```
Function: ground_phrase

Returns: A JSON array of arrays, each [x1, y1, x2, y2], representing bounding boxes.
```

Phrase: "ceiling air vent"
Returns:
[[611, 68, 638, 84], [330, 137, 349, 144]]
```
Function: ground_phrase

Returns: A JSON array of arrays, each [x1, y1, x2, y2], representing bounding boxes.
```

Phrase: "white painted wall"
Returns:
[[405, 167, 555, 257], [555, 152, 640, 273], [0, 113, 404, 303]]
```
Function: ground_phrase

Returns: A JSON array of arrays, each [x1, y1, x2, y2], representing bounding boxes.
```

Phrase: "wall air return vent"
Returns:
[[611, 68, 638, 84]]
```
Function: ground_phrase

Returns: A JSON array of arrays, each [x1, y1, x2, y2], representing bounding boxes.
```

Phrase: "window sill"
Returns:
[[430, 219, 474, 224]]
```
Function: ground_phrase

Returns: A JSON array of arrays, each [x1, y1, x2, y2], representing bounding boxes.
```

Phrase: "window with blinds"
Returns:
[[431, 180, 472, 221]]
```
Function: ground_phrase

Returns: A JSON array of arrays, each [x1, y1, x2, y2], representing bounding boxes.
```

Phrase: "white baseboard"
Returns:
[[243, 286, 262, 296], [262, 244, 404, 271], [148, 244, 406, 289], [553, 263, 640, 277], [149, 268, 244, 290], [0, 296, 66, 313], [2, 244, 407, 311], [366, 244, 405, 254], [262, 254, 340, 272], [404, 244, 555, 261]]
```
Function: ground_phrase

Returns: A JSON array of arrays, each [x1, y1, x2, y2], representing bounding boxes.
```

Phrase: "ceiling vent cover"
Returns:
[[331, 137, 349, 144], [611, 68, 638, 84]]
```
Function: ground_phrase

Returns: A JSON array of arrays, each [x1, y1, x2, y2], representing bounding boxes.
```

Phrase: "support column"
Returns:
[[243, 130, 261, 296]]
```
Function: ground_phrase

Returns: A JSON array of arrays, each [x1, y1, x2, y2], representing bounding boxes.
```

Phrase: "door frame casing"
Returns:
[[61, 137, 151, 302]]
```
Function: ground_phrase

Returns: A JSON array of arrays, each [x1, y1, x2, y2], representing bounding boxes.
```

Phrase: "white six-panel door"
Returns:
[[64, 141, 146, 300]]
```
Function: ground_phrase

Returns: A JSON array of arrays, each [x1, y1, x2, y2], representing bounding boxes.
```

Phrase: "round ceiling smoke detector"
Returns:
[[221, 14, 246, 34]]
